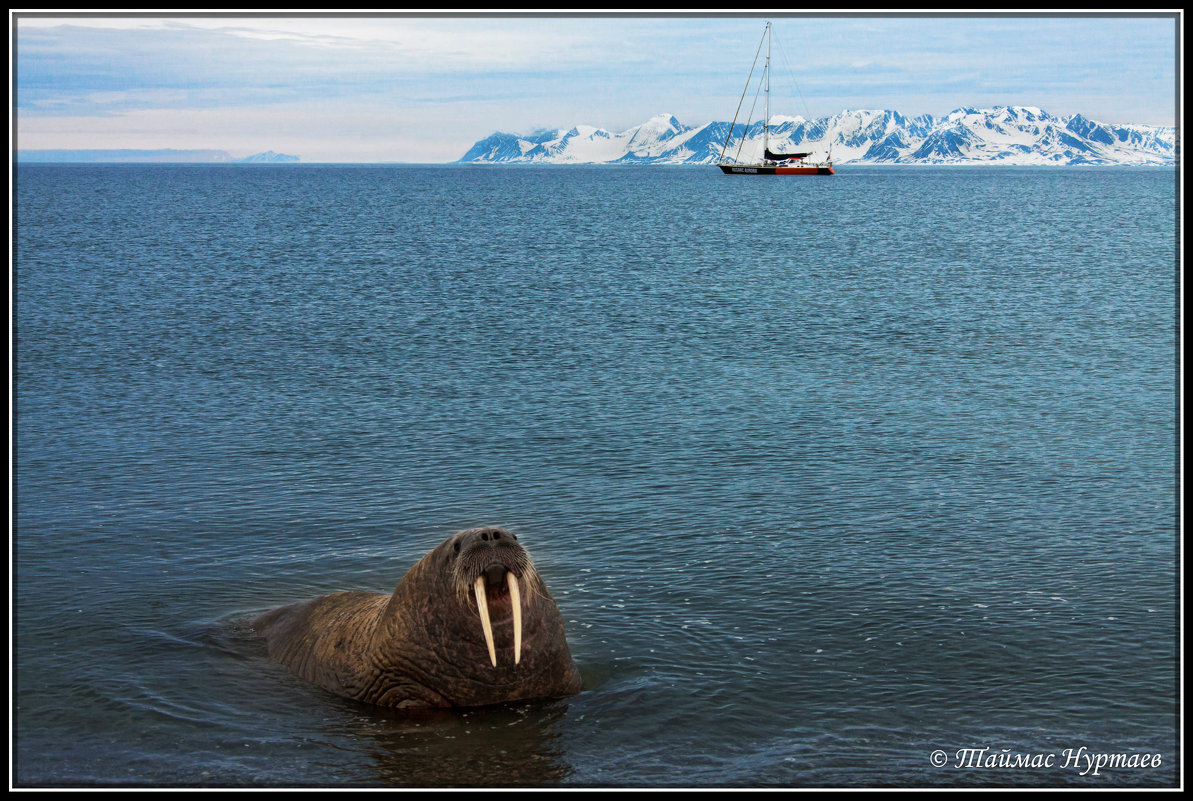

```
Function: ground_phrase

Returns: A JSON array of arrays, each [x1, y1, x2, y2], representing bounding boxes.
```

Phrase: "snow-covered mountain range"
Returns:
[[458, 106, 1175, 166]]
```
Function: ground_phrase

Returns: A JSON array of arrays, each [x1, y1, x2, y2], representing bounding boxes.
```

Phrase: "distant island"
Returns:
[[17, 149, 300, 164], [458, 106, 1175, 166]]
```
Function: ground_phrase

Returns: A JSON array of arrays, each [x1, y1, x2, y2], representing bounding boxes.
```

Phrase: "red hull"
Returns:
[[719, 163, 834, 175], [776, 164, 834, 175]]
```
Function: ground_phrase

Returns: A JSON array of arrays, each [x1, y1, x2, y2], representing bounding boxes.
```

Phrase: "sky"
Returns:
[[12, 11, 1181, 163]]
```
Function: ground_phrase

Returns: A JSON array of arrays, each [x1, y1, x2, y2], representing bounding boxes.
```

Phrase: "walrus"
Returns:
[[252, 527, 582, 709]]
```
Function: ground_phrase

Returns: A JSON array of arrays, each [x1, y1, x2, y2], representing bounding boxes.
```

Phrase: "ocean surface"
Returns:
[[14, 163, 1179, 788]]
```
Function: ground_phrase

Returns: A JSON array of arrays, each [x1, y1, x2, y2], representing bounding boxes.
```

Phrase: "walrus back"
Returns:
[[252, 591, 390, 696]]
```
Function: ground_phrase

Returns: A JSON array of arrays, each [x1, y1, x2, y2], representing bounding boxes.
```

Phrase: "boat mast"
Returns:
[[763, 21, 770, 163], [717, 23, 766, 165]]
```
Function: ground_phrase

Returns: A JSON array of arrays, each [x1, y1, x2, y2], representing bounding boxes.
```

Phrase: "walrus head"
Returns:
[[447, 526, 541, 668]]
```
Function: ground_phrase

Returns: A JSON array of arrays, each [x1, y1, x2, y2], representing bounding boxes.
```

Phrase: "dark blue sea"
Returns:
[[14, 164, 1179, 788]]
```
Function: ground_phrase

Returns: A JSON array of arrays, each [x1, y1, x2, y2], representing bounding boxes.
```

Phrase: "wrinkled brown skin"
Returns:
[[252, 527, 582, 709]]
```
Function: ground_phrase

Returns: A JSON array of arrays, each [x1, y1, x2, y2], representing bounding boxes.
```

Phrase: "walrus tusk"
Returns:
[[474, 577, 497, 667], [507, 571, 522, 665]]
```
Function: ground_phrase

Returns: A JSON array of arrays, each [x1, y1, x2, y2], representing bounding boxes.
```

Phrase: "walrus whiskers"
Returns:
[[473, 576, 497, 667]]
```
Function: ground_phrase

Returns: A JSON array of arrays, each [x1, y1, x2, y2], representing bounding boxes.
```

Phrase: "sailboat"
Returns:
[[718, 22, 835, 176]]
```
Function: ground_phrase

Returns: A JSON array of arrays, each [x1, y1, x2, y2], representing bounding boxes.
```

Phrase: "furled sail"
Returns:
[[764, 147, 811, 162]]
